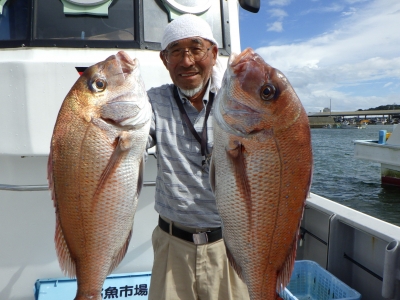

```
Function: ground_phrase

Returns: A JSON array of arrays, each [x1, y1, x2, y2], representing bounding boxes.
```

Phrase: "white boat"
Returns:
[[359, 123, 367, 129], [354, 125, 400, 186], [376, 119, 388, 125], [1, 1, 400, 300], [340, 120, 360, 129]]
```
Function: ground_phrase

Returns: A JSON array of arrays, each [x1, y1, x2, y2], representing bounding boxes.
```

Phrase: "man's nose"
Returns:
[[180, 50, 195, 66]]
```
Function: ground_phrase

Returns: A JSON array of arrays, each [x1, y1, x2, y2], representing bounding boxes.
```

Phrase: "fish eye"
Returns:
[[260, 83, 276, 101], [92, 78, 107, 92]]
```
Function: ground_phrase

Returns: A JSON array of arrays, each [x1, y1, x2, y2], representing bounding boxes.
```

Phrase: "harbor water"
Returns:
[[310, 124, 400, 226]]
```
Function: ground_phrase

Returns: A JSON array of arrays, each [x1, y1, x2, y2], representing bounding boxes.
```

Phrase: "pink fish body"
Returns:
[[48, 51, 151, 300], [210, 48, 313, 300]]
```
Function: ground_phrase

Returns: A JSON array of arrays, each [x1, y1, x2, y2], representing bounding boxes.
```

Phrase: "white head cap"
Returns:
[[161, 14, 224, 93], [161, 14, 218, 50]]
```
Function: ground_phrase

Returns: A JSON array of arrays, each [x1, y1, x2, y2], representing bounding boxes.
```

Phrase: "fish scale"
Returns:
[[210, 48, 313, 300], [48, 51, 151, 300]]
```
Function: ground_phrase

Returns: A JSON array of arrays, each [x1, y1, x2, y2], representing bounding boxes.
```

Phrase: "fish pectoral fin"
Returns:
[[226, 141, 252, 208], [118, 131, 135, 151], [94, 142, 123, 199], [226, 245, 245, 281], [226, 140, 241, 158], [54, 213, 76, 278], [93, 133, 131, 201], [108, 229, 133, 275]]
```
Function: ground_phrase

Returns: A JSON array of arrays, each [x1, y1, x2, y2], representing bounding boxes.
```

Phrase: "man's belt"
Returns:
[[158, 216, 222, 245]]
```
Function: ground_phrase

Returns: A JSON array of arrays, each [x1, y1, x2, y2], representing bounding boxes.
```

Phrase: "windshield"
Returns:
[[0, 0, 231, 53], [33, 0, 134, 41], [0, 0, 30, 40]]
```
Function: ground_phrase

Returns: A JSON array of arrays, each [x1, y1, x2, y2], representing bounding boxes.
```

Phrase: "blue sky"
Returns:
[[238, 0, 400, 113]]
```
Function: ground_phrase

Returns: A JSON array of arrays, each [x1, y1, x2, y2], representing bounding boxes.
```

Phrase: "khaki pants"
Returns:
[[148, 226, 250, 300]]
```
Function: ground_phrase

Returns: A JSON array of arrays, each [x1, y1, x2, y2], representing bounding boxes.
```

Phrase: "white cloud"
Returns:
[[267, 21, 284, 32], [255, 0, 400, 112], [269, 8, 288, 19], [384, 82, 393, 88], [341, 7, 356, 16], [268, 0, 291, 6], [344, 0, 368, 4], [301, 3, 344, 14]]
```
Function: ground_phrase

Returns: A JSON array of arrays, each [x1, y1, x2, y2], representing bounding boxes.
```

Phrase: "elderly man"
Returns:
[[146, 14, 250, 300]]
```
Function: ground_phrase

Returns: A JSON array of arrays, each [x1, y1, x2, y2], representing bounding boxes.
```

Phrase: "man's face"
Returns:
[[160, 37, 218, 94]]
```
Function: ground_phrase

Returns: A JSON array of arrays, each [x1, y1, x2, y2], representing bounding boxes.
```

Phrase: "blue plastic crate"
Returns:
[[280, 287, 298, 300], [286, 260, 361, 300], [34, 272, 151, 300], [34, 261, 360, 300]]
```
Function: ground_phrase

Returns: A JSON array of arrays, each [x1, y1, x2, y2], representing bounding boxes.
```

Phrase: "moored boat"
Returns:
[[354, 125, 400, 186]]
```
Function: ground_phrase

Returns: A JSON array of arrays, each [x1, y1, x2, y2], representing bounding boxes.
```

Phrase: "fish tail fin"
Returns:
[[226, 245, 244, 281], [107, 229, 133, 275], [276, 233, 298, 294], [55, 214, 76, 278]]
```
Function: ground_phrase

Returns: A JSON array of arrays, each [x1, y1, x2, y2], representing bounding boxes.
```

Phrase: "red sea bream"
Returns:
[[210, 48, 313, 300], [48, 51, 151, 300]]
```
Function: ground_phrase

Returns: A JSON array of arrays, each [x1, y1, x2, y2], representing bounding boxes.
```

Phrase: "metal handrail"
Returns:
[[0, 184, 49, 191]]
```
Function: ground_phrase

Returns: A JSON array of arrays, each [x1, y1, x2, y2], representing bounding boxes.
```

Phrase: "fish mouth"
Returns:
[[116, 51, 137, 77], [228, 48, 268, 81], [229, 48, 257, 72], [214, 48, 269, 137]]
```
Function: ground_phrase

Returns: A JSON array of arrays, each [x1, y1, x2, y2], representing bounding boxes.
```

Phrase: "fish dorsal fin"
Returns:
[[276, 232, 298, 293], [54, 213, 76, 278], [107, 229, 133, 275], [226, 245, 244, 281], [227, 141, 252, 213]]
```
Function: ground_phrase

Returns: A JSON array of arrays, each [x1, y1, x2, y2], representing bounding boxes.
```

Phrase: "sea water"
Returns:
[[310, 124, 400, 226]]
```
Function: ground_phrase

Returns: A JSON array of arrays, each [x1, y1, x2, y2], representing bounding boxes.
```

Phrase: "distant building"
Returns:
[[323, 107, 331, 112]]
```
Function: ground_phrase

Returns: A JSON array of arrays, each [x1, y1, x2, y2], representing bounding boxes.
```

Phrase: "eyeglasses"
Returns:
[[164, 46, 212, 64]]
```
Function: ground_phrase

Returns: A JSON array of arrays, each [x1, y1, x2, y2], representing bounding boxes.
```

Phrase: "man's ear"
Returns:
[[160, 51, 168, 69], [211, 45, 218, 65]]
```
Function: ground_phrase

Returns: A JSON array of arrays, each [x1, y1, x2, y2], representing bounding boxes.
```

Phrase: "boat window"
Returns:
[[143, 0, 169, 44], [0, 0, 231, 53], [0, 0, 30, 41], [33, 0, 135, 41]]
